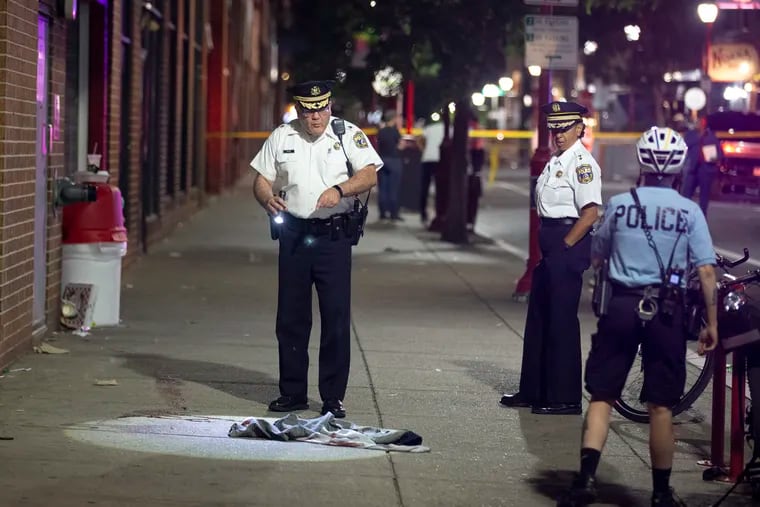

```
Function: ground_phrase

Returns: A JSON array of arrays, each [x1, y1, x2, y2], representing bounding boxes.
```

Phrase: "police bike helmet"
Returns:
[[636, 126, 688, 175]]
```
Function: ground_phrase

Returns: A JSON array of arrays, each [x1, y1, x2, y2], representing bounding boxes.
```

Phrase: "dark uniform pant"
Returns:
[[420, 161, 437, 221], [518, 220, 590, 405], [585, 292, 687, 407], [682, 163, 717, 216], [276, 223, 352, 402]]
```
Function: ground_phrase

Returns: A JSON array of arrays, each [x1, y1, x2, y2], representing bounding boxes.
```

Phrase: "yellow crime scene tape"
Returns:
[[207, 129, 760, 187], [207, 129, 760, 140]]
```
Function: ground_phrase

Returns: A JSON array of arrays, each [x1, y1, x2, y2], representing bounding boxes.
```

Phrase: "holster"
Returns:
[[345, 200, 368, 246], [592, 261, 612, 317]]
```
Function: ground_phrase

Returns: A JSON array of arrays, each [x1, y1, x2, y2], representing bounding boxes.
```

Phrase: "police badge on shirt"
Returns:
[[576, 164, 594, 184], [353, 131, 369, 149]]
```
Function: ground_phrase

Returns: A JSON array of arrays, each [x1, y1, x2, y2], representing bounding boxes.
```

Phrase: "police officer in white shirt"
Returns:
[[501, 101, 602, 415], [251, 80, 382, 419]]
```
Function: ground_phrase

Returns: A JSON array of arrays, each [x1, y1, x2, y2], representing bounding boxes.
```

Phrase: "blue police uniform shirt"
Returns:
[[592, 187, 714, 287]]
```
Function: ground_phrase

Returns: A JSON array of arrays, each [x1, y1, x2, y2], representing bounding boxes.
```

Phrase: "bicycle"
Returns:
[[614, 248, 759, 423]]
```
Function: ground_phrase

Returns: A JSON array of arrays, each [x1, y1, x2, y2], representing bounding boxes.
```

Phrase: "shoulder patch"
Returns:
[[353, 131, 369, 149], [576, 164, 594, 184]]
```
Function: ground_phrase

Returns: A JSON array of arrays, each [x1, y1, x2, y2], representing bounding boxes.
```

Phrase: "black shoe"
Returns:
[[268, 395, 308, 412], [532, 403, 582, 415], [557, 475, 597, 507], [500, 392, 532, 408], [321, 399, 346, 418], [651, 488, 686, 506]]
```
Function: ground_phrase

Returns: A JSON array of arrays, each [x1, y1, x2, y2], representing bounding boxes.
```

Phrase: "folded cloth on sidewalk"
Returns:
[[228, 413, 429, 453]]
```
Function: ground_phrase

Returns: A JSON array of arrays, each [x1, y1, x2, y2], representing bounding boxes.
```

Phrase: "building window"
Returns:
[[166, 0, 178, 198], [119, 0, 133, 223], [192, 0, 203, 189], [141, 1, 164, 218], [180, 0, 190, 193]]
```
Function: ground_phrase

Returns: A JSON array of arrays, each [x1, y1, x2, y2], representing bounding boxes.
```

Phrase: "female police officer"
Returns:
[[250, 80, 382, 419], [501, 101, 602, 415], [558, 127, 718, 507]]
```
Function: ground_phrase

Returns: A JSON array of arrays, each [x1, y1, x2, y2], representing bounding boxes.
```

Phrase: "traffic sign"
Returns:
[[524, 0, 579, 5], [684, 88, 707, 112], [524, 15, 579, 70]]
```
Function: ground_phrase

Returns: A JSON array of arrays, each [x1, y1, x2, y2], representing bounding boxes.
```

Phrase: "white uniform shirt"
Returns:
[[421, 122, 445, 163], [535, 139, 602, 218], [251, 117, 383, 219]]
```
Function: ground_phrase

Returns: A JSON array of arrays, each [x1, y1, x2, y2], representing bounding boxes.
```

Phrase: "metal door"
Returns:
[[33, 15, 50, 326]]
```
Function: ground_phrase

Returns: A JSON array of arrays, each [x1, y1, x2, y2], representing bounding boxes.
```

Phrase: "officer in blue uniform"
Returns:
[[558, 127, 719, 507], [501, 101, 602, 415], [250, 80, 382, 419]]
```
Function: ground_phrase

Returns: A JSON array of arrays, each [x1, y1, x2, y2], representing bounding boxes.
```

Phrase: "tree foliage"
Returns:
[[581, 0, 705, 124], [581, 0, 702, 84], [279, 0, 526, 115]]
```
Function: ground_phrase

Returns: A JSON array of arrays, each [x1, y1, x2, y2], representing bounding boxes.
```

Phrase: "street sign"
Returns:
[[524, 15, 579, 70], [524, 0, 579, 5]]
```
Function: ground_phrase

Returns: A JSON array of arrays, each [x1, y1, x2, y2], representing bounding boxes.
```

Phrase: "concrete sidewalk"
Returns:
[[0, 176, 753, 506]]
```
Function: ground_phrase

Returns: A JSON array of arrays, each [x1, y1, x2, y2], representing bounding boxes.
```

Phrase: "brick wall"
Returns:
[[106, 0, 122, 238], [0, 0, 273, 368], [126, 0, 142, 261], [0, 0, 66, 366]]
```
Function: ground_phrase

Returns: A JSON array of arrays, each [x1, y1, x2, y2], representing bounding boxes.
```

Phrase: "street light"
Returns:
[[482, 83, 502, 111], [499, 77, 514, 92], [624, 25, 641, 42], [698, 2, 719, 111], [471, 92, 486, 107], [482, 83, 501, 98], [527, 65, 542, 77], [698, 2, 719, 24]]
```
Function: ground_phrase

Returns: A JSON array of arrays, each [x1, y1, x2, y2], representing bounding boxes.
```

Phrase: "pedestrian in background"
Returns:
[[377, 110, 404, 222], [681, 116, 723, 218], [419, 118, 445, 225], [500, 101, 602, 416], [250, 80, 382, 419], [558, 127, 717, 507], [467, 118, 485, 232]]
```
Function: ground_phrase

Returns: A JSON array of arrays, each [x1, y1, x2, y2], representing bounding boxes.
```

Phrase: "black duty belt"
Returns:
[[540, 217, 577, 226], [282, 213, 347, 236], [612, 283, 662, 297]]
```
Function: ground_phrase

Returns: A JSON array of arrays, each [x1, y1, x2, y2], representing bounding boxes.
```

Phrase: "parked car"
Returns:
[[708, 111, 760, 201]]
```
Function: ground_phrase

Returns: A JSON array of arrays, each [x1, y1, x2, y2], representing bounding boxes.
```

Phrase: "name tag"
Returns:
[[283, 149, 295, 154]]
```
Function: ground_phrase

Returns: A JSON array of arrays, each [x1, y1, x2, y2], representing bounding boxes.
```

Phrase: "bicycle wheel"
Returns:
[[613, 341, 714, 424]]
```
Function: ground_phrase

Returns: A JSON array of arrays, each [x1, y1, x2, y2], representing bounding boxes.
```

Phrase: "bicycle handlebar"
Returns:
[[716, 248, 750, 269], [718, 269, 760, 291]]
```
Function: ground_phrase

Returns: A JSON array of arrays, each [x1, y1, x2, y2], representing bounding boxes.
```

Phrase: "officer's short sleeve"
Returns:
[[250, 129, 279, 181], [570, 155, 602, 210], [591, 199, 614, 259], [687, 205, 715, 267], [345, 126, 384, 172]]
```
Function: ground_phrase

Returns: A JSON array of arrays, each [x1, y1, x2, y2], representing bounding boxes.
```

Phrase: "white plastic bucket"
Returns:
[[61, 242, 127, 327]]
